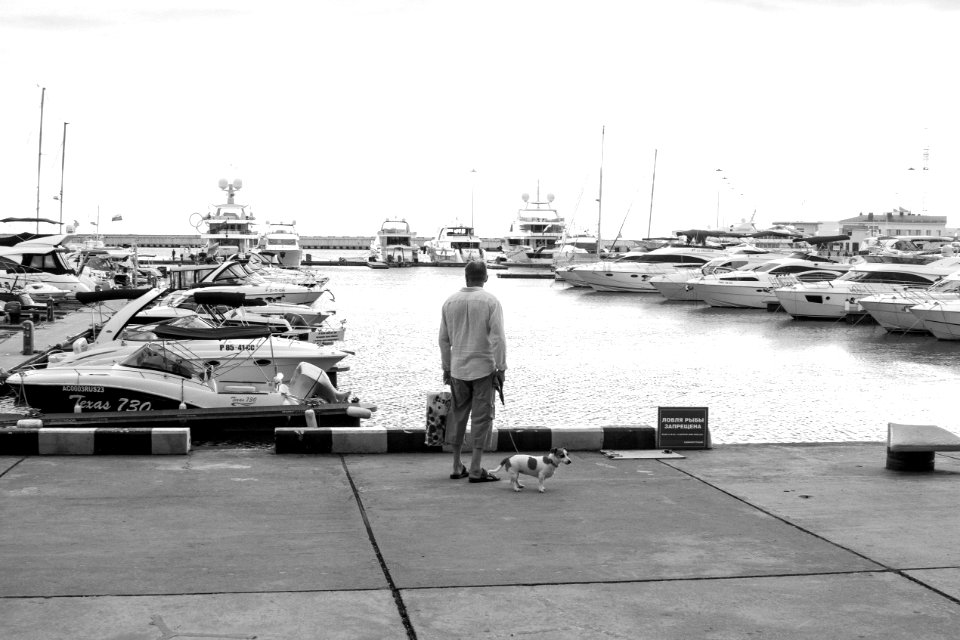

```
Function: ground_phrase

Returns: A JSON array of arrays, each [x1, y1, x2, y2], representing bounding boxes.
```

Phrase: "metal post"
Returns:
[[22, 320, 34, 355]]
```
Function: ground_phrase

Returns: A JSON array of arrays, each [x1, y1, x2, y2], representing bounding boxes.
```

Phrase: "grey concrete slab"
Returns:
[[0, 450, 386, 597], [907, 568, 960, 602], [346, 452, 881, 589], [404, 572, 960, 639], [0, 591, 407, 640], [664, 444, 960, 568]]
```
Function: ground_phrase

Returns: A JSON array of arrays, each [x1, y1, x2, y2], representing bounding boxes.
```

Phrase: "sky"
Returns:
[[2, 0, 960, 242]]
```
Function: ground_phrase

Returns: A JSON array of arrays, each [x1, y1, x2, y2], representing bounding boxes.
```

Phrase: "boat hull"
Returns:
[[908, 305, 960, 340], [649, 275, 702, 301], [6, 367, 301, 414], [698, 282, 776, 309]]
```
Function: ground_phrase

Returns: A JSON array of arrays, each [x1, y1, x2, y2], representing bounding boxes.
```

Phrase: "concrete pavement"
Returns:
[[3, 443, 960, 638]]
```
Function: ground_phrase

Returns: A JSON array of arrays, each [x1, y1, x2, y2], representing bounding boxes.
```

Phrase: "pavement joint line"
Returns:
[[0, 457, 25, 479], [8, 567, 960, 602], [340, 455, 418, 640], [658, 460, 893, 570], [660, 458, 960, 608]]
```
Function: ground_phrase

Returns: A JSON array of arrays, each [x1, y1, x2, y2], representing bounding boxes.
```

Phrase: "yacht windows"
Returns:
[[635, 254, 713, 265], [841, 271, 939, 285]]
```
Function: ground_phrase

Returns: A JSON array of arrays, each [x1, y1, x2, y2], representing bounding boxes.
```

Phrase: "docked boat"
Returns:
[[257, 221, 302, 268], [368, 219, 419, 265], [693, 255, 852, 308], [171, 259, 328, 305], [190, 178, 260, 260], [7, 344, 355, 414], [858, 272, 960, 333], [649, 251, 789, 301], [908, 299, 960, 340], [421, 223, 484, 265], [566, 245, 729, 293], [0, 235, 96, 295], [53, 289, 349, 383], [774, 255, 960, 319], [500, 191, 565, 265]]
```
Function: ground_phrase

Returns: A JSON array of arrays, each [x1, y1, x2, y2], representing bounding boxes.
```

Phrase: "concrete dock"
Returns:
[[3, 443, 960, 638]]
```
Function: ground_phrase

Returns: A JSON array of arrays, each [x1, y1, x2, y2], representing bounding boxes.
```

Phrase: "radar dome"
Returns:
[[232, 178, 243, 189], [522, 193, 529, 202], [547, 193, 555, 203], [218, 178, 228, 190]]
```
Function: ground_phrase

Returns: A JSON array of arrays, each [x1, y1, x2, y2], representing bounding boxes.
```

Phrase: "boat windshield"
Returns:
[[121, 344, 200, 379]]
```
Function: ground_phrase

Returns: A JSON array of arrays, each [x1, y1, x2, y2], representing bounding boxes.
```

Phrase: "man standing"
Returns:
[[439, 260, 507, 483]]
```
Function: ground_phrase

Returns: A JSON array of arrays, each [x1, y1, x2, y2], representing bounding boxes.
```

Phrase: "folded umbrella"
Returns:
[[494, 373, 505, 405]]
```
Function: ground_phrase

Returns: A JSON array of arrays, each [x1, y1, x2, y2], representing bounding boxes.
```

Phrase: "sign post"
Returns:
[[657, 406, 710, 449]]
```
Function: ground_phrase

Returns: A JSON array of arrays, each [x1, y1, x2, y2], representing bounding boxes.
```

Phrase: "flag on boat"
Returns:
[[111, 214, 122, 221]]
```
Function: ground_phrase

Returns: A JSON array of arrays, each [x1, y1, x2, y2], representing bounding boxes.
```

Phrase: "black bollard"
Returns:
[[22, 320, 34, 355], [5, 301, 21, 325], [46, 299, 55, 322]]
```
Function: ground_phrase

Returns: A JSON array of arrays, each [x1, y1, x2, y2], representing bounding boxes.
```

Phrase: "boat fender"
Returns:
[[304, 408, 318, 429], [72, 337, 89, 354], [16, 419, 42, 429], [346, 406, 372, 419], [74, 400, 82, 413]]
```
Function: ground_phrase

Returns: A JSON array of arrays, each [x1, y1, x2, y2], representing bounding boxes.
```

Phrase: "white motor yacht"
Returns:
[[568, 245, 729, 293], [774, 256, 960, 319], [858, 271, 960, 333], [257, 221, 302, 268], [908, 298, 960, 340], [369, 219, 419, 265], [0, 235, 95, 295], [500, 190, 565, 265], [421, 223, 484, 265], [695, 255, 852, 308], [8, 343, 352, 414], [650, 251, 791, 301], [182, 259, 327, 305], [53, 289, 349, 384], [191, 178, 260, 260]]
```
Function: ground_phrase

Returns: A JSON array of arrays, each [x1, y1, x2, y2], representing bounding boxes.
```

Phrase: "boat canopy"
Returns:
[[75, 288, 153, 304], [192, 291, 254, 307], [152, 324, 272, 340]]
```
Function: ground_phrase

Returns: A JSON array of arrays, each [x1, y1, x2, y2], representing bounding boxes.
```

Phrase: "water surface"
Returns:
[[322, 259, 960, 444]]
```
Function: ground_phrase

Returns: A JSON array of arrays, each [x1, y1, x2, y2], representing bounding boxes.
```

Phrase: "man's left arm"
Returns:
[[490, 300, 507, 373]]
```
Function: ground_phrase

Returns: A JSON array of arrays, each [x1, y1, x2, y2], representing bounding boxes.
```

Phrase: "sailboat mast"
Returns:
[[35, 87, 46, 234], [597, 125, 605, 258], [59, 122, 68, 226], [646, 148, 658, 239]]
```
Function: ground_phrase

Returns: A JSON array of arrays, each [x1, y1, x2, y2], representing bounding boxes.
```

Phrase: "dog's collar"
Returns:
[[543, 455, 559, 467]]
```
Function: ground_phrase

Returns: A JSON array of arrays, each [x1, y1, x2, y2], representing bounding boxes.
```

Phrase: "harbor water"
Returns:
[[319, 253, 960, 444]]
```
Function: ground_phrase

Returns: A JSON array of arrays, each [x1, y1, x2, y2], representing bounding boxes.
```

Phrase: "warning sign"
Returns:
[[657, 406, 710, 449]]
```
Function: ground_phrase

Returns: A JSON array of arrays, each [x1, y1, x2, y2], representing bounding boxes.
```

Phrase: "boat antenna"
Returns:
[[58, 122, 68, 226], [647, 148, 658, 239], [597, 125, 605, 259], [35, 87, 45, 234]]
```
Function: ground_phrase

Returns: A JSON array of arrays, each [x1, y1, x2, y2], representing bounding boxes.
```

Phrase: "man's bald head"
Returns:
[[465, 260, 488, 286]]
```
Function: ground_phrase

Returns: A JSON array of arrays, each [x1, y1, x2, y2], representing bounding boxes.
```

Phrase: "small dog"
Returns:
[[490, 448, 572, 493]]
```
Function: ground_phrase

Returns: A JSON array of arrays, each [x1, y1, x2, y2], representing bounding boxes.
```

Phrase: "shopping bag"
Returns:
[[425, 390, 452, 446]]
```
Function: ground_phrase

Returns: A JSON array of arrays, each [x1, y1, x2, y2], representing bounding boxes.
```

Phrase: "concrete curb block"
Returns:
[[275, 425, 655, 454], [0, 427, 191, 455]]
